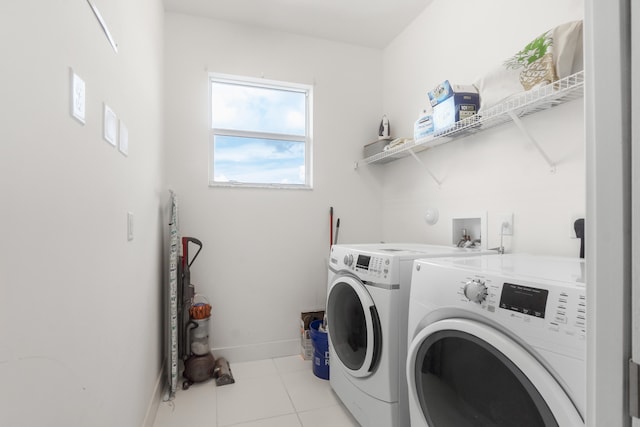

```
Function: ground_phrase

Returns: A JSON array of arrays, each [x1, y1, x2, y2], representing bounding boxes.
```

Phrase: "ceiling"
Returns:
[[163, 0, 433, 49]]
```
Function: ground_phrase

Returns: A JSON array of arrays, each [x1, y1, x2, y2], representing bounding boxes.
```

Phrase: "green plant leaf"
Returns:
[[503, 30, 553, 70]]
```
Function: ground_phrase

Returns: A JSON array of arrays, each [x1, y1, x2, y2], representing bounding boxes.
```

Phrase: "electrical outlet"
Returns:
[[497, 213, 514, 236], [70, 69, 86, 124]]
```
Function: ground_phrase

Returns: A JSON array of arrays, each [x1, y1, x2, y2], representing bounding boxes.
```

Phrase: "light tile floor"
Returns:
[[153, 356, 360, 427]]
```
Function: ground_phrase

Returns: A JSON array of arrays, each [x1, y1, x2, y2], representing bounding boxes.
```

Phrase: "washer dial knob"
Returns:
[[464, 279, 488, 303], [344, 254, 354, 267]]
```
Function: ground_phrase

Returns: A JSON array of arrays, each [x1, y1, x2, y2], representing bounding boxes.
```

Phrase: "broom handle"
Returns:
[[330, 207, 333, 249]]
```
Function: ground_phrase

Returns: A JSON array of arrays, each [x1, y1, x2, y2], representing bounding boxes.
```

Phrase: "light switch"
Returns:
[[104, 104, 117, 146], [119, 120, 128, 156], [127, 212, 134, 241], [70, 69, 86, 124]]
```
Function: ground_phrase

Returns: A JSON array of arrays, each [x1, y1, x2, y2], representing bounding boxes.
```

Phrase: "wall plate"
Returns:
[[119, 119, 128, 156], [103, 104, 117, 146], [70, 69, 86, 124], [127, 212, 134, 241], [496, 213, 514, 236]]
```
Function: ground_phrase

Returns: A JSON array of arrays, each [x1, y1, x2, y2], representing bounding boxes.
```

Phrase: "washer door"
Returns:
[[407, 318, 583, 427], [327, 275, 382, 378]]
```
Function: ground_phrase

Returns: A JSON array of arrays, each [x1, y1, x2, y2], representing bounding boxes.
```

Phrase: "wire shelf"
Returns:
[[362, 71, 584, 165]]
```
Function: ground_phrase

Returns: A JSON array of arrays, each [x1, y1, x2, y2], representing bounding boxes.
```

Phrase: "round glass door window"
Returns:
[[413, 330, 558, 427], [327, 281, 372, 371]]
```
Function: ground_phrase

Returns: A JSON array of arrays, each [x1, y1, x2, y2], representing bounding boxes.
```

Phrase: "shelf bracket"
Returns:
[[408, 149, 442, 187], [507, 111, 557, 173]]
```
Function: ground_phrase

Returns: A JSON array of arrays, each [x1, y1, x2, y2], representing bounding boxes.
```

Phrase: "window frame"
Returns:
[[208, 73, 313, 189]]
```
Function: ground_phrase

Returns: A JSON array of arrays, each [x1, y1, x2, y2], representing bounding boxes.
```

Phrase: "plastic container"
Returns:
[[190, 317, 210, 356], [191, 337, 209, 356], [309, 319, 329, 380], [191, 318, 209, 339]]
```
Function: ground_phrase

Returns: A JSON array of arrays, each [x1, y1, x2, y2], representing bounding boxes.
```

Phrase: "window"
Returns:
[[209, 74, 313, 188]]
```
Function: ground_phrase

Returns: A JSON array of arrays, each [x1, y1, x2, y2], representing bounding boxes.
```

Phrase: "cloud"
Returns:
[[211, 81, 306, 135], [215, 138, 304, 162], [210, 79, 309, 185], [213, 136, 306, 184]]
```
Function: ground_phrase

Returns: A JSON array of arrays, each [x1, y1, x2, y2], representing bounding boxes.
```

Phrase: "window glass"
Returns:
[[209, 75, 312, 188], [211, 82, 306, 136], [212, 135, 305, 185]]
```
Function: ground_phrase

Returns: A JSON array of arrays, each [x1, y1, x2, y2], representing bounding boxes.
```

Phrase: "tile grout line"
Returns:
[[274, 357, 305, 426], [215, 372, 220, 427]]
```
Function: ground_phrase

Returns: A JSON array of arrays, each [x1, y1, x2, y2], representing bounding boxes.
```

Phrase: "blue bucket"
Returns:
[[309, 320, 329, 380]]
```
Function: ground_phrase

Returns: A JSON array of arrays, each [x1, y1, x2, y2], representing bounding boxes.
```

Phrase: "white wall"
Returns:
[[380, 0, 585, 256], [0, 1, 165, 426], [164, 14, 383, 361], [0, 0, 596, 422]]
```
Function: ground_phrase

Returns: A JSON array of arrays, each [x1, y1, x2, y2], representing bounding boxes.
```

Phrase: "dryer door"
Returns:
[[327, 274, 382, 378], [406, 318, 583, 427]]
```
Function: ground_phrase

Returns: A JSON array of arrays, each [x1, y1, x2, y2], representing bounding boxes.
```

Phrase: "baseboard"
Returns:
[[142, 362, 165, 427], [212, 339, 299, 363]]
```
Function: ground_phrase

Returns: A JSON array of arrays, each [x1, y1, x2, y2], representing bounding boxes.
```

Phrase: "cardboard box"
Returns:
[[432, 92, 480, 133], [428, 80, 453, 107], [414, 114, 434, 141], [300, 310, 325, 360], [428, 80, 477, 107]]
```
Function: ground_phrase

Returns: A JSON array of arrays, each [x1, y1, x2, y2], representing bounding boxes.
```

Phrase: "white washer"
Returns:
[[327, 243, 496, 427], [406, 254, 586, 427]]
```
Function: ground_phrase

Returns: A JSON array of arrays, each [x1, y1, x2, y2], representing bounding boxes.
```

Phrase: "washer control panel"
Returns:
[[353, 253, 390, 279], [330, 247, 394, 282]]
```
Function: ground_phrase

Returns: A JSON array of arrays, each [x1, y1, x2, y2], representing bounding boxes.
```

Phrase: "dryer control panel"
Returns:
[[456, 273, 586, 353], [499, 282, 549, 318], [411, 255, 586, 357]]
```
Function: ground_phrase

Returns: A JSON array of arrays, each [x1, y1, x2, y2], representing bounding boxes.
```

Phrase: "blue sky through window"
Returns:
[[213, 136, 305, 184], [210, 78, 309, 186]]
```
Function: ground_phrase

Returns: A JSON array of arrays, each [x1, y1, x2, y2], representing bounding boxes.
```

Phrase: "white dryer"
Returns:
[[406, 254, 586, 427], [326, 243, 496, 427]]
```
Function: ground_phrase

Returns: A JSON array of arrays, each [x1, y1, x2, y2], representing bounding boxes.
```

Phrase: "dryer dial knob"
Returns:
[[344, 254, 354, 267], [464, 279, 488, 303]]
